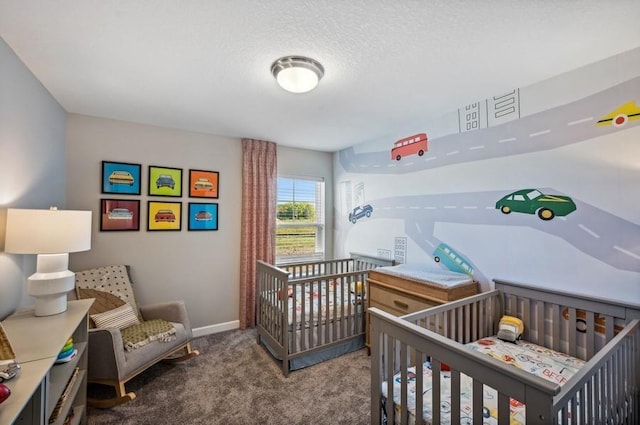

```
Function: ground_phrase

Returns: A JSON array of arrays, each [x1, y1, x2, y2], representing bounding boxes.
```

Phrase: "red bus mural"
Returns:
[[390, 133, 428, 161]]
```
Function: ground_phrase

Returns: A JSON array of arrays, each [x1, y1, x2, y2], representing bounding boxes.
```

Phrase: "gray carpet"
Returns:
[[86, 329, 372, 424]]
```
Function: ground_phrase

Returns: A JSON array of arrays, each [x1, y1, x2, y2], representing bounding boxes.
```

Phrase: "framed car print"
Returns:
[[148, 201, 182, 231], [148, 165, 182, 197], [101, 161, 141, 195], [100, 199, 140, 231], [188, 202, 218, 231], [189, 169, 219, 198]]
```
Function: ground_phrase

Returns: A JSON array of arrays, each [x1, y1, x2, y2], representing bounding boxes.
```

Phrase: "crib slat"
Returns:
[[522, 298, 531, 341], [415, 349, 424, 425], [567, 307, 577, 357], [536, 300, 545, 346], [385, 336, 395, 425], [457, 306, 463, 342], [585, 379, 592, 425], [552, 304, 561, 352], [400, 342, 408, 425], [472, 380, 483, 425], [497, 392, 509, 425], [451, 369, 461, 424], [298, 283, 306, 352], [432, 361, 441, 425]]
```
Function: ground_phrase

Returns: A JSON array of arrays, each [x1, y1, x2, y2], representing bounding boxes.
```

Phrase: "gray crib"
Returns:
[[370, 279, 640, 424], [257, 253, 395, 376]]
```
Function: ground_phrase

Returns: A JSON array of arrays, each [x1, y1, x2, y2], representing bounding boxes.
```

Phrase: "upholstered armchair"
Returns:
[[74, 265, 199, 408]]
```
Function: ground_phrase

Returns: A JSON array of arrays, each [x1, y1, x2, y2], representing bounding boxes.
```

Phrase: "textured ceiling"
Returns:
[[1, 1, 639, 152]]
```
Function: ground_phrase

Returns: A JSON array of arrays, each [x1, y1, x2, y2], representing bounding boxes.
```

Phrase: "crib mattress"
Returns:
[[382, 336, 585, 425]]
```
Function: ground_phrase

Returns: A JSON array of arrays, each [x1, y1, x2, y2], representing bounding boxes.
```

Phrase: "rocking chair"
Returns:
[[74, 265, 199, 408]]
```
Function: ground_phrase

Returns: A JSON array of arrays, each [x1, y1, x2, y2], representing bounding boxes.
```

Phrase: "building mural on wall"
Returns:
[[334, 48, 640, 302]]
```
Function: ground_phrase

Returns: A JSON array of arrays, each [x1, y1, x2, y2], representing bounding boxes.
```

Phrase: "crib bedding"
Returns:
[[284, 280, 364, 326], [382, 336, 585, 425], [372, 263, 473, 288]]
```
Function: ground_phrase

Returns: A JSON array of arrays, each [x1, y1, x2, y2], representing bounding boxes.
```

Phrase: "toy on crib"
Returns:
[[497, 315, 523, 343]]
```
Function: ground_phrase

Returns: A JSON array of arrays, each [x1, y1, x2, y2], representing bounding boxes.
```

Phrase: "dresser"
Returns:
[[366, 269, 478, 349], [0, 299, 92, 425]]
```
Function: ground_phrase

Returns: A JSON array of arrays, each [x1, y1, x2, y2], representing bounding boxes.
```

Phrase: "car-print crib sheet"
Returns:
[[382, 336, 585, 424], [287, 280, 363, 327]]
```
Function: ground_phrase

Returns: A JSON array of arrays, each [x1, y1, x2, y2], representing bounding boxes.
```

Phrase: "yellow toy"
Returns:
[[497, 315, 523, 343]]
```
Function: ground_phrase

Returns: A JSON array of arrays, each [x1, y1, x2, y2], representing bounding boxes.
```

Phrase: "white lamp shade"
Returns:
[[5, 208, 92, 254]]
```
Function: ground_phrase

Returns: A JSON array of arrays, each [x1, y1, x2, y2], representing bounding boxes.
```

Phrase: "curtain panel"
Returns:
[[239, 138, 277, 329]]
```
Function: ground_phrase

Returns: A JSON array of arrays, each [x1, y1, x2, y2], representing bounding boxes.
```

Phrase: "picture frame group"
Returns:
[[100, 161, 220, 232]]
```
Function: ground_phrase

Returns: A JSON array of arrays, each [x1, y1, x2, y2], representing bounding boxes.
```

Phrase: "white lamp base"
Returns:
[[27, 253, 75, 316]]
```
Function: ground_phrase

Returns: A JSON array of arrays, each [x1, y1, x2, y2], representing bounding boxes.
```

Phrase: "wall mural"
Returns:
[[334, 49, 640, 302]]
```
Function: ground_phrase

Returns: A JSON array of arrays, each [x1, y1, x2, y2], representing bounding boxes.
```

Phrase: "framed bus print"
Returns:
[[101, 161, 141, 195], [148, 165, 182, 197], [188, 202, 218, 231], [148, 201, 182, 231], [189, 169, 219, 198], [100, 199, 140, 231]]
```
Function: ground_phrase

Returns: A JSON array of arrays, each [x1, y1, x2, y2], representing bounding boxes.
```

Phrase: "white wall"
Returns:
[[333, 48, 640, 304], [0, 37, 67, 313]]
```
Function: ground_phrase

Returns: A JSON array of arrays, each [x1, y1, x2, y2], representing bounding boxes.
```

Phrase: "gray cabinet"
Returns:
[[0, 299, 92, 425]]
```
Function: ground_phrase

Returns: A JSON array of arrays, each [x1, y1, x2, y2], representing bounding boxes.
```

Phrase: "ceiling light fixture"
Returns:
[[271, 56, 324, 94]]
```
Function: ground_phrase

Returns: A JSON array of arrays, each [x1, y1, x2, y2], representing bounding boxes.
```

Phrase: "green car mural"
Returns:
[[496, 189, 576, 221]]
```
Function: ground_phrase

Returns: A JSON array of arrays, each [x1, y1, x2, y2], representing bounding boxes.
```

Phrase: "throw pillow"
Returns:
[[76, 288, 127, 328], [90, 303, 141, 330], [74, 265, 140, 318]]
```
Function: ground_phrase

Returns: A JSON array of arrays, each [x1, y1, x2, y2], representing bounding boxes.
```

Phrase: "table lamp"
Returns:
[[4, 207, 92, 316]]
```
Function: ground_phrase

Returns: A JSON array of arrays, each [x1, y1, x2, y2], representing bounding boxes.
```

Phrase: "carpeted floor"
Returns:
[[86, 329, 372, 424]]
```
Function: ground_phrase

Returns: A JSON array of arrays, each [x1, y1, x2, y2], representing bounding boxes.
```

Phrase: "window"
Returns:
[[276, 176, 325, 264]]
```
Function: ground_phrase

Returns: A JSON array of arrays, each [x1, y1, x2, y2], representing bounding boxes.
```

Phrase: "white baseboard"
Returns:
[[192, 320, 240, 338]]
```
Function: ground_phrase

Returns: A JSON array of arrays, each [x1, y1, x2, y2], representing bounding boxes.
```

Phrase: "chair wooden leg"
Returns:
[[87, 381, 136, 409], [162, 343, 200, 363]]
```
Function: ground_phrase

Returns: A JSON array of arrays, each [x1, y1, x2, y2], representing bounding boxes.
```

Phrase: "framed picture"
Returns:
[[189, 169, 219, 198], [147, 201, 182, 231], [188, 203, 218, 231], [101, 161, 141, 195], [148, 165, 182, 197], [100, 199, 140, 231]]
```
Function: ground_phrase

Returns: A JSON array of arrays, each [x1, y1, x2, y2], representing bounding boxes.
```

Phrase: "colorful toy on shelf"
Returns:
[[55, 337, 78, 364]]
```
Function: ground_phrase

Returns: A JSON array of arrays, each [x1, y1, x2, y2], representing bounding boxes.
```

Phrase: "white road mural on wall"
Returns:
[[338, 77, 640, 174], [335, 76, 640, 302]]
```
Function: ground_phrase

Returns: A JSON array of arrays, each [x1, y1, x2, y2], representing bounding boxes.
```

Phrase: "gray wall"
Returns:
[[277, 145, 334, 260], [65, 114, 243, 333], [0, 37, 67, 311], [65, 117, 335, 333]]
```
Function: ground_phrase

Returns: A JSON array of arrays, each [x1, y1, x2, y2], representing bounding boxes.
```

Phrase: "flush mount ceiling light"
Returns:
[[271, 56, 324, 93]]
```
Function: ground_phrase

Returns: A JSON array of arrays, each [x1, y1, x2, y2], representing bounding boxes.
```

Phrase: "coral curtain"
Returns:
[[239, 138, 277, 329]]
